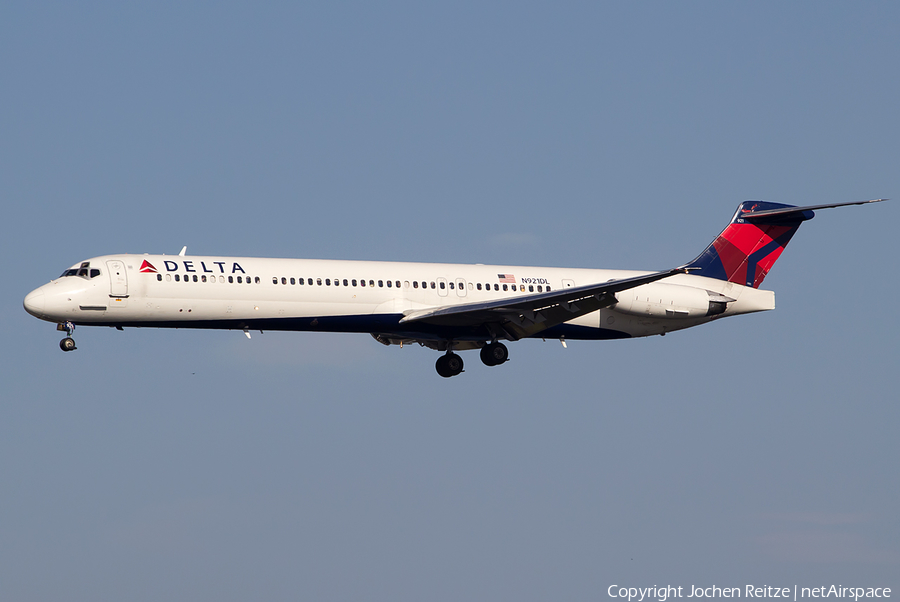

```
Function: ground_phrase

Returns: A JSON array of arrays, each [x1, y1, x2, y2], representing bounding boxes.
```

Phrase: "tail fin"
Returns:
[[685, 201, 813, 288]]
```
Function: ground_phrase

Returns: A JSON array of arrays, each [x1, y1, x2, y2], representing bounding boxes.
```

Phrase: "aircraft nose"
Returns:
[[24, 288, 45, 318]]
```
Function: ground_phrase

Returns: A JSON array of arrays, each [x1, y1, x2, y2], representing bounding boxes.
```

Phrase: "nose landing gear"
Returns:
[[57, 321, 77, 352]]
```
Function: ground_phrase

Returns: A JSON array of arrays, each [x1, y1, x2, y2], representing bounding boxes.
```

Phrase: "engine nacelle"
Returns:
[[614, 283, 727, 318]]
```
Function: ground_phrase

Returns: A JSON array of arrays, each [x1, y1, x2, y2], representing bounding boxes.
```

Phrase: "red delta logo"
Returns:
[[140, 260, 158, 273]]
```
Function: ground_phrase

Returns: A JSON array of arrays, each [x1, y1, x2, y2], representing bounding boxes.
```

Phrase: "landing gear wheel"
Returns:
[[435, 353, 464, 378], [480, 342, 508, 366], [59, 337, 76, 352]]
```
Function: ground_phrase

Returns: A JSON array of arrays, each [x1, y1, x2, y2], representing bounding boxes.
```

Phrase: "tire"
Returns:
[[445, 353, 463, 375], [59, 337, 76, 352], [436, 354, 463, 377], [435, 355, 452, 377], [480, 342, 508, 366]]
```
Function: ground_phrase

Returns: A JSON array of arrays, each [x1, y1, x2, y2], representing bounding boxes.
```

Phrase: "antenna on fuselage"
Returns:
[[179, 246, 187, 256]]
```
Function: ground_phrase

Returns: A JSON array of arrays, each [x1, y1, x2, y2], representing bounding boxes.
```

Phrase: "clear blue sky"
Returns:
[[2, 3, 898, 600]]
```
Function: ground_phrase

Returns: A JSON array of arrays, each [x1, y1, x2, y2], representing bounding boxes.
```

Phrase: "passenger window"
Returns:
[[520, 285, 525, 292], [175, 274, 180, 282], [273, 277, 278, 284], [431, 282, 436, 289], [157, 274, 162, 281], [439, 282, 445, 289], [404, 281, 410, 288], [494, 284, 499, 291], [378, 280, 383, 287], [202, 275, 207, 282], [528, 285, 534, 292], [413, 281, 418, 288], [449, 282, 454, 289], [191, 275, 197, 282], [228, 276, 234, 283], [546, 286, 551, 291], [219, 276, 225, 283], [387, 280, 392, 288], [298, 277, 304, 285], [537, 285, 542, 292], [395, 281, 400, 288], [502, 284, 508, 291], [166, 274, 171, 282], [237, 276, 242, 283], [361, 279, 366, 287], [279, 277, 285, 284], [343, 279, 348, 286], [326, 279, 331, 286], [421, 281, 427, 289], [476, 283, 482, 290], [255, 277, 259, 283], [317, 278, 322, 285], [352, 279, 357, 287]]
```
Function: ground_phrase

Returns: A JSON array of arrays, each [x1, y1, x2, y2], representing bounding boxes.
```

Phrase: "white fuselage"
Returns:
[[24, 254, 775, 343]]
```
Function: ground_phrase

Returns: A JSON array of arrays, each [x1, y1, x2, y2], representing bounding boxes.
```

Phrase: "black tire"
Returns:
[[59, 337, 76, 352], [445, 353, 464, 375], [435, 355, 452, 377], [480, 342, 508, 366], [436, 353, 463, 377]]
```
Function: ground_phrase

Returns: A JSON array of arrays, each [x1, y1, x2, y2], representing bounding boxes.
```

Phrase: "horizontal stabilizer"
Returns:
[[740, 198, 886, 221]]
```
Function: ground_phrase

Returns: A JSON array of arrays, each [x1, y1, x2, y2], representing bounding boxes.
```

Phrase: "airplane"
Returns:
[[24, 199, 885, 377]]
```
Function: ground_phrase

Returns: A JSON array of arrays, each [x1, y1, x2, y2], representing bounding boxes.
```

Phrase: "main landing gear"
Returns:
[[480, 341, 508, 366], [435, 353, 464, 378], [434, 342, 510, 377], [58, 321, 76, 352]]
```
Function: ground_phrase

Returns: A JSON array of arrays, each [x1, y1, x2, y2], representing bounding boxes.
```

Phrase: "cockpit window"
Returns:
[[60, 263, 102, 279]]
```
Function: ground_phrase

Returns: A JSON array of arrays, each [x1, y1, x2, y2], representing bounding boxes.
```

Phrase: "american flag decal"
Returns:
[[497, 274, 516, 283]]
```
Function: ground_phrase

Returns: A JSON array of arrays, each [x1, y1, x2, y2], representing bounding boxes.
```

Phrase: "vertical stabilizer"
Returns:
[[685, 201, 814, 288]]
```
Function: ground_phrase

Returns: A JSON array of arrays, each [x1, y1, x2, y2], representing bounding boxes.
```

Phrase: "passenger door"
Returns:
[[107, 260, 129, 298]]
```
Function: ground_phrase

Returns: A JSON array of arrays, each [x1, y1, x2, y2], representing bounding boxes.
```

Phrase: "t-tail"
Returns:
[[685, 199, 886, 288]]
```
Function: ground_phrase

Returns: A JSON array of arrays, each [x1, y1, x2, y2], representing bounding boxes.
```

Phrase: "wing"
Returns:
[[399, 267, 689, 341]]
